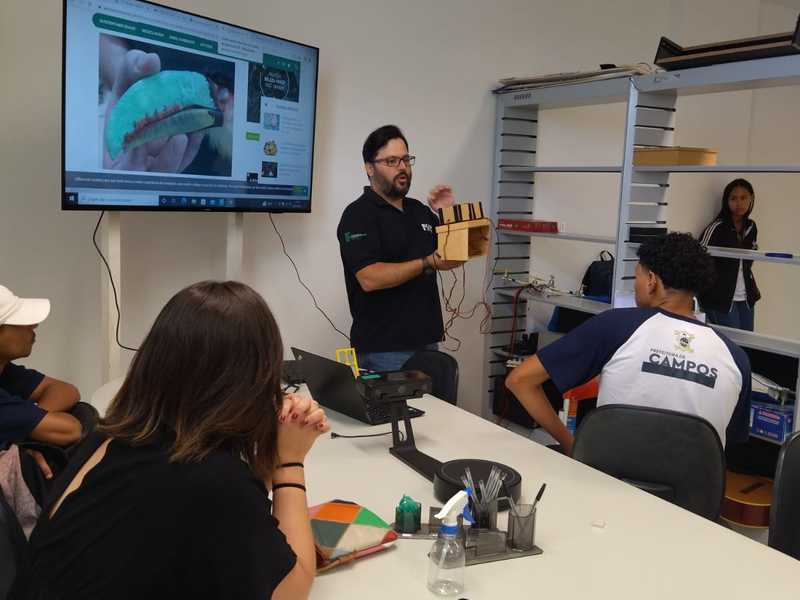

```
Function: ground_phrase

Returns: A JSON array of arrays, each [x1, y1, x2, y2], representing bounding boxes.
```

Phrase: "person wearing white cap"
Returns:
[[0, 285, 84, 538], [0, 284, 83, 474]]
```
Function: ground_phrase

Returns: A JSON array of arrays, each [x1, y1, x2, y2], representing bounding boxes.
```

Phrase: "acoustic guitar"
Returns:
[[721, 470, 773, 528]]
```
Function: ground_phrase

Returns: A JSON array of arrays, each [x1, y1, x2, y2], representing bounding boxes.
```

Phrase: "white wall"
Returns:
[[1, 0, 798, 418]]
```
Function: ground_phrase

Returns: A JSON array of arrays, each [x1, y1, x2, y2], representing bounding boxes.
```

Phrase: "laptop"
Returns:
[[291, 347, 425, 425]]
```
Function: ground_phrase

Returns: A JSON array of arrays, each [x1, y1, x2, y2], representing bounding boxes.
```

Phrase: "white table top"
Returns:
[[307, 397, 799, 599]]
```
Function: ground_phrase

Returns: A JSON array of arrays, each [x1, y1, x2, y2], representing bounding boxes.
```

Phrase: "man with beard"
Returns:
[[337, 125, 463, 372]]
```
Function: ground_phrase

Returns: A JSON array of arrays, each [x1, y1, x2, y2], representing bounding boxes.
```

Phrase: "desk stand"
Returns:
[[387, 398, 442, 481]]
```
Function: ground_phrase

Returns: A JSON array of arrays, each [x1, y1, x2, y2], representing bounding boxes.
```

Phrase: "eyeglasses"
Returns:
[[371, 155, 416, 168]]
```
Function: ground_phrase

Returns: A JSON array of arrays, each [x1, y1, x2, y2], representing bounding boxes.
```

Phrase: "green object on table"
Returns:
[[395, 495, 422, 533]]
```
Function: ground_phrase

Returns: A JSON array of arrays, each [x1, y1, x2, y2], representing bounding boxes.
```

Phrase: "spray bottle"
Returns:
[[427, 490, 469, 596]]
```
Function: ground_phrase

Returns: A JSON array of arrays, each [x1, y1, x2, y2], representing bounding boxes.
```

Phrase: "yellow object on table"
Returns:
[[335, 347, 360, 378]]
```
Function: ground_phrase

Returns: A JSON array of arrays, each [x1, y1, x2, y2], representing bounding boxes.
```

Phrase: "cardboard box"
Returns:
[[750, 401, 795, 443], [436, 218, 491, 261], [633, 146, 717, 166]]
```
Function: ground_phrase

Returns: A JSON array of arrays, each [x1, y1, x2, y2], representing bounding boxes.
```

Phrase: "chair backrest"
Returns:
[[0, 489, 28, 599], [572, 404, 725, 520], [402, 350, 459, 405], [769, 431, 800, 560]]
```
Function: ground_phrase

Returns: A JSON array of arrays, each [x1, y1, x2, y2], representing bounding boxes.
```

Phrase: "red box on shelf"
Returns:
[[497, 219, 559, 234]]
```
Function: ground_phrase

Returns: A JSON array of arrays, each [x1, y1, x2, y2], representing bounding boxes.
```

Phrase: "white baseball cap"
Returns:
[[0, 285, 51, 326]]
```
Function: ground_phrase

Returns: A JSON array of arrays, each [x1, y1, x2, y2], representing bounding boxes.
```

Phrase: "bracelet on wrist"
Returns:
[[272, 482, 307, 493], [277, 462, 304, 469]]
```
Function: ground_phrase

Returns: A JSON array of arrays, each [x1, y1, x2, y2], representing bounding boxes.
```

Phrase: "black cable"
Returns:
[[268, 214, 350, 343], [330, 430, 405, 441], [485, 219, 502, 299], [92, 211, 139, 352]]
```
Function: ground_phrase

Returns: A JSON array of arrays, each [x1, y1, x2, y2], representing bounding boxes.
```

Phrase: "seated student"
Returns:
[[27, 281, 329, 600], [506, 233, 750, 456], [0, 284, 82, 535]]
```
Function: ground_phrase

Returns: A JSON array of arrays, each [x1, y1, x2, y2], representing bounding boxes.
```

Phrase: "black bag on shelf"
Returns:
[[580, 250, 614, 300]]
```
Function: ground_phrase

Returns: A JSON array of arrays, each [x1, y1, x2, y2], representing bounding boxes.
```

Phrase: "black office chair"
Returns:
[[0, 488, 29, 600], [572, 404, 726, 520], [769, 431, 800, 560], [402, 350, 459, 406]]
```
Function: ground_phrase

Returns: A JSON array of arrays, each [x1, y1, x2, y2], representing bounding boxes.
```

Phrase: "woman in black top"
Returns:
[[699, 178, 760, 331], [24, 281, 329, 599]]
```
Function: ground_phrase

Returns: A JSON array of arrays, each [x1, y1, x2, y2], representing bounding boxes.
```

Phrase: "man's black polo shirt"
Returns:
[[337, 187, 444, 353]]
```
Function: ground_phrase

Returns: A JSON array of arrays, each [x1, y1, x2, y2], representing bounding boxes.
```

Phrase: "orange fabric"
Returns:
[[313, 501, 362, 523], [564, 377, 600, 403]]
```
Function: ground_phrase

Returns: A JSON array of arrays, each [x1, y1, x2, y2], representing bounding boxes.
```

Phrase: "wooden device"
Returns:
[[435, 202, 490, 261]]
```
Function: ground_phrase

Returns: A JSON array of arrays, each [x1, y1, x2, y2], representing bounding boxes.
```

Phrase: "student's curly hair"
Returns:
[[637, 232, 715, 296]]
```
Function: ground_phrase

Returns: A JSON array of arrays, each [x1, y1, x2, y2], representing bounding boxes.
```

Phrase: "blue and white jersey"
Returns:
[[538, 308, 751, 447]]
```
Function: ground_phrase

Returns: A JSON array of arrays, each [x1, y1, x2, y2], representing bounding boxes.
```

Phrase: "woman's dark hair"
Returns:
[[716, 178, 755, 224], [101, 281, 284, 480], [362, 124, 408, 163], [637, 232, 715, 296]]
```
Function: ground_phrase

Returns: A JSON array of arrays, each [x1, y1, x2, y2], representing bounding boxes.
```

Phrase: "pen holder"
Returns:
[[506, 503, 537, 551], [471, 497, 498, 531]]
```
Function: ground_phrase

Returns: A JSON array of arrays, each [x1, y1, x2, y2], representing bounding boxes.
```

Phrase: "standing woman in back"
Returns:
[[699, 178, 761, 331]]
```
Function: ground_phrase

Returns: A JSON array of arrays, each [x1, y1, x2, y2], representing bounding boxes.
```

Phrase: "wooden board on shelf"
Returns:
[[633, 146, 717, 166]]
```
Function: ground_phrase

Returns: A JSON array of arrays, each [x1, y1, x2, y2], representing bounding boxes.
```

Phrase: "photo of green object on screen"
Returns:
[[99, 33, 235, 176]]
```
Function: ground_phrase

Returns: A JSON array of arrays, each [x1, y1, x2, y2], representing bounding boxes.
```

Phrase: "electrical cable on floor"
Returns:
[[92, 211, 139, 352], [269, 213, 350, 343]]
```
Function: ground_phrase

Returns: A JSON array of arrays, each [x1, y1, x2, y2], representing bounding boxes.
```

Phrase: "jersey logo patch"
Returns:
[[343, 232, 368, 242], [674, 330, 695, 353], [421, 223, 433, 233]]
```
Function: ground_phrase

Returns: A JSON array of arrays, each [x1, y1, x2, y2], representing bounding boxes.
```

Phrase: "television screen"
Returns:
[[62, 0, 319, 212]]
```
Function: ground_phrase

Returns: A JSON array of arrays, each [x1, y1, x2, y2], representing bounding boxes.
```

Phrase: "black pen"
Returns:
[[532, 483, 547, 511]]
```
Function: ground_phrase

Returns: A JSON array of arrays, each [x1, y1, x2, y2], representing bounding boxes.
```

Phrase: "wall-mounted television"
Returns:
[[62, 0, 319, 212]]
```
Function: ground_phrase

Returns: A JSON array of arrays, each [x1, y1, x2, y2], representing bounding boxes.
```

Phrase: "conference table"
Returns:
[[90, 381, 799, 597], [306, 397, 799, 599]]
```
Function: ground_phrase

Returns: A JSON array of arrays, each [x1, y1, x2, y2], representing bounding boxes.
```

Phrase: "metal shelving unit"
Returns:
[[499, 230, 616, 244], [496, 287, 610, 314], [634, 165, 800, 173], [484, 54, 800, 436], [501, 166, 622, 173], [705, 246, 800, 266], [628, 242, 800, 266]]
